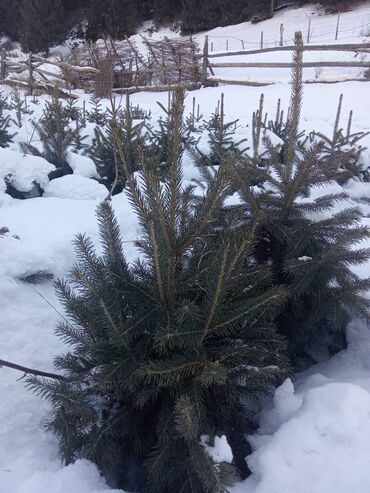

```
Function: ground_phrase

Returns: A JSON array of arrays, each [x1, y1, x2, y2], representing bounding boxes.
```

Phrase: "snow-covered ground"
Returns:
[[1, 3, 370, 493]]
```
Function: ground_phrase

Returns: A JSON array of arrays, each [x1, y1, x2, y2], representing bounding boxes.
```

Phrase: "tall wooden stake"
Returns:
[[27, 53, 34, 96], [0, 48, 6, 80], [335, 11, 341, 40], [202, 35, 209, 83]]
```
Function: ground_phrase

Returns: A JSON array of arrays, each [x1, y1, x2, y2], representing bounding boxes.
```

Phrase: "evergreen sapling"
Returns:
[[28, 87, 289, 493], [90, 96, 146, 195], [193, 93, 248, 168], [314, 93, 369, 184], [21, 95, 78, 177], [0, 91, 15, 148], [146, 92, 196, 179], [226, 32, 370, 367]]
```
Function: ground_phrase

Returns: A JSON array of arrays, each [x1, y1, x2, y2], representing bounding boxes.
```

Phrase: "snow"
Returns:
[[15, 460, 122, 493], [0, 193, 139, 493], [0, 193, 140, 278], [0, 3, 370, 493], [242, 381, 370, 493], [298, 256, 313, 262], [0, 148, 54, 193], [43, 175, 108, 201], [343, 178, 370, 200], [233, 320, 370, 493], [67, 151, 98, 179], [201, 435, 234, 464]]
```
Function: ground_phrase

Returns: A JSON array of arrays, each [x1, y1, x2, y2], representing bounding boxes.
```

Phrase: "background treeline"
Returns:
[[0, 0, 350, 54]]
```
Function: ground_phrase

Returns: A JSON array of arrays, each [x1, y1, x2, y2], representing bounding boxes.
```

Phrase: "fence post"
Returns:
[[28, 53, 34, 96], [307, 17, 312, 43], [211, 42, 214, 52], [280, 24, 284, 46], [202, 35, 209, 82], [335, 11, 341, 40], [226, 39, 229, 51], [0, 48, 6, 80], [241, 40, 245, 49], [260, 31, 264, 49]]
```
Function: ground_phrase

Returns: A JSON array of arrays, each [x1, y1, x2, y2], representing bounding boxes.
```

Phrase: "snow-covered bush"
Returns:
[[0, 148, 55, 199]]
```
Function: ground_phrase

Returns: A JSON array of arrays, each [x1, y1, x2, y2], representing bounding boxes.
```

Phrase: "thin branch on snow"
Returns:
[[0, 359, 64, 381]]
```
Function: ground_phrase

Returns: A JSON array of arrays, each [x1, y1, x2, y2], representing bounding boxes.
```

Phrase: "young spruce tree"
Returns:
[[0, 92, 14, 148], [89, 96, 145, 194], [28, 88, 289, 493], [226, 32, 370, 367], [21, 95, 77, 177]]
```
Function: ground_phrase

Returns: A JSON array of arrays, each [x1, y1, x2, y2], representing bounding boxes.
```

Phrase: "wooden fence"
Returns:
[[202, 37, 370, 86], [0, 35, 369, 97], [0, 36, 203, 98], [0, 49, 99, 98]]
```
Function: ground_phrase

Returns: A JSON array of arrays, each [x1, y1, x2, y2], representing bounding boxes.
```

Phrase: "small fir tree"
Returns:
[[9, 90, 33, 128], [21, 95, 77, 176], [87, 97, 107, 126], [226, 32, 370, 366], [314, 94, 369, 184], [89, 96, 146, 194], [28, 88, 289, 493], [146, 93, 195, 178], [0, 92, 14, 148], [193, 93, 248, 168]]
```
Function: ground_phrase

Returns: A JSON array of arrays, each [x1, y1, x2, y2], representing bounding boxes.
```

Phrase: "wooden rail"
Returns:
[[208, 42, 370, 58], [210, 61, 370, 69], [203, 39, 370, 86], [112, 82, 202, 95]]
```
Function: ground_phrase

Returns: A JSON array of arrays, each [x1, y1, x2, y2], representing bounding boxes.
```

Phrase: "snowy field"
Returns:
[[1, 3, 370, 493]]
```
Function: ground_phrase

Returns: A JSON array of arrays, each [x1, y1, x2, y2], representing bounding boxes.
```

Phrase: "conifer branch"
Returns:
[[203, 242, 230, 338], [99, 298, 121, 337], [333, 93, 343, 140], [149, 220, 166, 304], [284, 31, 303, 178], [225, 159, 261, 217]]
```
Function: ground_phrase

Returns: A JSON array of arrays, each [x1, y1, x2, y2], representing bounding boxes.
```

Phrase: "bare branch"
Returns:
[[0, 358, 64, 381]]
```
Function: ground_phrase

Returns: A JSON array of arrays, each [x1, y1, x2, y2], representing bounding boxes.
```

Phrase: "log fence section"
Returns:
[[210, 61, 370, 69], [205, 41, 370, 85], [207, 42, 370, 58], [0, 37, 368, 96], [0, 51, 98, 97], [0, 36, 202, 97]]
